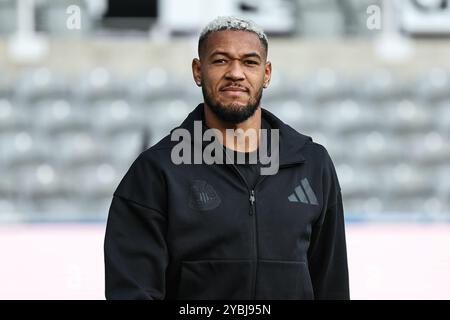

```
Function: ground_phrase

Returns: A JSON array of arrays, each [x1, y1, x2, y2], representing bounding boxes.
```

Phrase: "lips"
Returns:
[[220, 85, 248, 92]]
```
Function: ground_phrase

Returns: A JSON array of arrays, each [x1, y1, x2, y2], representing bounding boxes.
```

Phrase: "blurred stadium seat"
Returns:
[[415, 68, 450, 104], [0, 0, 16, 35], [76, 67, 126, 103], [15, 68, 69, 103]]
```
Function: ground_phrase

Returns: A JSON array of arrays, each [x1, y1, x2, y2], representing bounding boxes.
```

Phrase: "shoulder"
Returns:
[[138, 134, 177, 166], [303, 140, 334, 164], [300, 139, 340, 189]]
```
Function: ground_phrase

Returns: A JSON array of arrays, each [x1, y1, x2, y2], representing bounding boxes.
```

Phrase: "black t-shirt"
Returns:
[[224, 146, 261, 189], [201, 111, 271, 190], [223, 118, 271, 190]]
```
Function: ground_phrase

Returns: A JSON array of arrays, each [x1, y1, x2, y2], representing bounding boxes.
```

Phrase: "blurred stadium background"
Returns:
[[1, 0, 450, 299]]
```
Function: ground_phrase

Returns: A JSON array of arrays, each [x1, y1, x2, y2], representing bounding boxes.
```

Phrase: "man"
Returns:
[[104, 16, 349, 300]]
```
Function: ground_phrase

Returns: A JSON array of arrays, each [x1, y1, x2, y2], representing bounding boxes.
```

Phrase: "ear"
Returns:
[[263, 61, 272, 88], [192, 58, 202, 86]]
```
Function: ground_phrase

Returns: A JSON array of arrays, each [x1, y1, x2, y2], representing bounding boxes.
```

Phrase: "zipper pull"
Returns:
[[249, 190, 256, 204], [249, 190, 255, 216]]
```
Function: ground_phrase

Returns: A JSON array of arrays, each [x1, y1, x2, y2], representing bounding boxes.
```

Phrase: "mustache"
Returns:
[[220, 83, 249, 91]]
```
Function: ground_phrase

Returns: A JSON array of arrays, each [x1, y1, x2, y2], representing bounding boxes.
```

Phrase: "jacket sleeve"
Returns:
[[307, 149, 350, 300], [104, 153, 169, 300]]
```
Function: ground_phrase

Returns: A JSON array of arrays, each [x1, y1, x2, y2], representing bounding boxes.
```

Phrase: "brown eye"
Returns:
[[245, 60, 258, 65]]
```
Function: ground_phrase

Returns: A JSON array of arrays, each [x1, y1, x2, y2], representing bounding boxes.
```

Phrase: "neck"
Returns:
[[204, 103, 262, 153]]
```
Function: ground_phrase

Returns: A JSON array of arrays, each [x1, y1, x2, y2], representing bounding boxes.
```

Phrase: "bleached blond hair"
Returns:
[[198, 16, 268, 57]]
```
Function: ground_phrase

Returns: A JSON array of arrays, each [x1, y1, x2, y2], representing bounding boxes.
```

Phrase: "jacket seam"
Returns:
[[113, 193, 165, 216], [182, 259, 252, 263], [313, 201, 339, 228], [259, 259, 307, 263], [149, 145, 174, 151], [327, 202, 338, 209], [181, 259, 307, 263]]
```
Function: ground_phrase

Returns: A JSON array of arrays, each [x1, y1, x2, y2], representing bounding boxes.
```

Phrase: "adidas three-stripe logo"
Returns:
[[288, 178, 318, 205]]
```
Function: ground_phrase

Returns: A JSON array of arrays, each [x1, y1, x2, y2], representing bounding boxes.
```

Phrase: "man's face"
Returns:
[[193, 30, 272, 124]]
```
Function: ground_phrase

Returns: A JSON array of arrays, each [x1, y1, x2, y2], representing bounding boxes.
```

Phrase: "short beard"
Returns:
[[202, 86, 263, 124]]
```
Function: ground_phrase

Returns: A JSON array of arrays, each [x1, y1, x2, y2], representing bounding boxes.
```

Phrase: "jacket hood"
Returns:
[[172, 103, 312, 166]]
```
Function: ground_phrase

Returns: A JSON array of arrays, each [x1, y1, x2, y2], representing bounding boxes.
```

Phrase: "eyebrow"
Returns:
[[209, 51, 262, 60]]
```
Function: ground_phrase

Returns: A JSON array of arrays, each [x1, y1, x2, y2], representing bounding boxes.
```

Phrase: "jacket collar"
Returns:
[[173, 103, 311, 166]]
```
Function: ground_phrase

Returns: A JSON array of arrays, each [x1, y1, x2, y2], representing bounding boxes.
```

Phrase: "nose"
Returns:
[[225, 60, 245, 81]]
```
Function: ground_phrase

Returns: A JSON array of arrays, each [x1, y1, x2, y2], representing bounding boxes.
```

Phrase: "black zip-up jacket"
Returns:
[[104, 103, 350, 300]]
